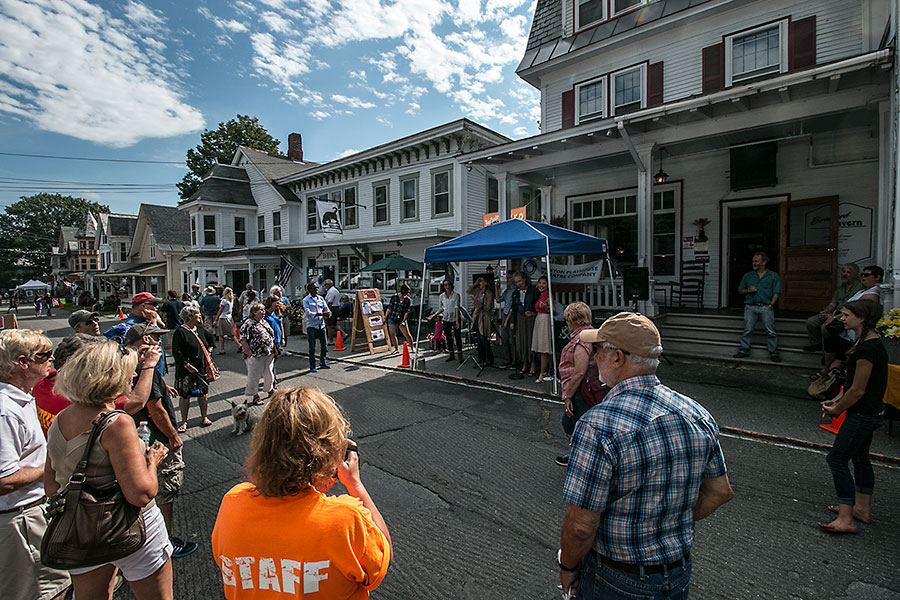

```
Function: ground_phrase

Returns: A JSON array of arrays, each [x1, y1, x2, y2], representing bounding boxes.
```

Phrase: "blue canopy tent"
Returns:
[[416, 219, 610, 392]]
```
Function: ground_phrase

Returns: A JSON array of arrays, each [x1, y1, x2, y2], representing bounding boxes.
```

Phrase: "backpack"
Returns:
[[578, 342, 610, 407]]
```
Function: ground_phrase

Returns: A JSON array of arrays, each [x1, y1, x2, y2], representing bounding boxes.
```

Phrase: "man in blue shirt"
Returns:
[[104, 292, 169, 376], [734, 252, 783, 361], [559, 313, 733, 599], [302, 282, 331, 372]]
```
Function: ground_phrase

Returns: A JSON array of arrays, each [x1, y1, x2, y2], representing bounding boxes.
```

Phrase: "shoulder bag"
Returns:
[[185, 325, 220, 382], [41, 411, 146, 570], [578, 342, 609, 407]]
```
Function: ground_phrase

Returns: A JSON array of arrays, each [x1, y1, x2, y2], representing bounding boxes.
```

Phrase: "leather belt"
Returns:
[[0, 496, 46, 515], [595, 551, 690, 575]]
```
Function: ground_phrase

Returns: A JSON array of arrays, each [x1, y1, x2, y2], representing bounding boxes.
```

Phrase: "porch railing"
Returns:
[[554, 279, 629, 311]]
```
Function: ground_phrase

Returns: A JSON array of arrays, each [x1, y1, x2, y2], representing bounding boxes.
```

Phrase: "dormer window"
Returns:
[[612, 0, 644, 17], [577, 0, 605, 30]]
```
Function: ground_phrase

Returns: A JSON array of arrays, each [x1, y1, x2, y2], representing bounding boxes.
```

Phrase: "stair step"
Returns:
[[659, 312, 809, 333], [658, 324, 809, 346], [661, 335, 821, 368]]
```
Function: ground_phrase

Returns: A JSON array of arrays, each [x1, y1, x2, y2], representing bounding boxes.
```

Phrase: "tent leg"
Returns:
[[545, 250, 558, 396], [414, 258, 427, 369]]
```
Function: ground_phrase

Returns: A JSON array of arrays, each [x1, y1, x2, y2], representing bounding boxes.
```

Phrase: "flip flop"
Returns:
[[251, 396, 264, 406], [826, 505, 871, 523], [200, 419, 213, 427], [816, 522, 857, 534], [177, 422, 188, 433]]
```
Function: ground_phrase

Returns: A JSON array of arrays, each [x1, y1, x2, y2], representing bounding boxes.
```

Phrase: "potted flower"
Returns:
[[876, 308, 900, 364]]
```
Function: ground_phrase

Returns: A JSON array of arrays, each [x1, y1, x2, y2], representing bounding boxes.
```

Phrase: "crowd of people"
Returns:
[[0, 261, 892, 600]]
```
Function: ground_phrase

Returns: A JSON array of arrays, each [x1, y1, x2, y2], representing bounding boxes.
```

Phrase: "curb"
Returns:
[[719, 426, 900, 467]]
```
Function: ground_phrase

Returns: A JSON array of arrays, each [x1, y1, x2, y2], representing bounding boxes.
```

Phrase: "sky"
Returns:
[[0, 0, 540, 215]]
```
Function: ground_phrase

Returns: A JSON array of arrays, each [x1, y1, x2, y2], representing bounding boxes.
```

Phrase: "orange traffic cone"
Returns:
[[334, 331, 346, 351], [820, 386, 845, 434], [233, 323, 239, 338], [117, 308, 125, 319], [398, 342, 411, 368]]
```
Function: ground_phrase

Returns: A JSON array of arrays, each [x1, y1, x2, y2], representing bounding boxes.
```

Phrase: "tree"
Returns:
[[177, 114, 281, 199], [0, 193, 109, 287]]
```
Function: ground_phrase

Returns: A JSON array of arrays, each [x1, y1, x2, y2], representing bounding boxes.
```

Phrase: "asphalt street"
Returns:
[[20, 312, 900, 599]]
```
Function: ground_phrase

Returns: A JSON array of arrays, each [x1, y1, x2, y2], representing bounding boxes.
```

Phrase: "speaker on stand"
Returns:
[[622, 267, 673, 365]]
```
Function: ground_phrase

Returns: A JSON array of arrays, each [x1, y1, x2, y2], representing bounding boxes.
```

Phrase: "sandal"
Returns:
[[251, 395, 264, 406], [177, 422, 188, 433], [200, 419, 213, 427]]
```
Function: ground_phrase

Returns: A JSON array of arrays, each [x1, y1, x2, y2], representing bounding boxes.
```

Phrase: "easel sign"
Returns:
[[350, 289, 393, 354], [1, 314, 17, 330]]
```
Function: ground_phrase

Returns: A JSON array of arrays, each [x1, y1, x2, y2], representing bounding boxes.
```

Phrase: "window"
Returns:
[[89, 258, 97, 270], [343, 188, 357, 228], [203, 215, 216, 245], [273, 211, 282, 241], [576, 0, 605, 30], [652, 190, 677, 276], [726, 21, 787, 85], [487, 177, 499, 213], [338, 255, 361, 290], [373, 181, 389, 225], [190, 217, 197, 246], [400, 176, 418, 221], [257, 215, 265, 244], [612, 66, 644, 115], [369, 253, 399, 290], [576, 76, 606, 124], [432, 168, 452, 216], [99, 254, 105, 270], [612, 0, 644, 16], [149, 233, 156, 259], [307, 195, 319, 231], [234, 217, 246, 246], [118, 242, 128, 262]]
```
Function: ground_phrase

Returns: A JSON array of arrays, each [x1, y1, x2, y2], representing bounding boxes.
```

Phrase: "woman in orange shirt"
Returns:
[[211, 387, 392, 599]]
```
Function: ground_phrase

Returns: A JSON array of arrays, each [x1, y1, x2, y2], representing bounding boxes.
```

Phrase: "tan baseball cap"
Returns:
[[579, 312, 663, 358]]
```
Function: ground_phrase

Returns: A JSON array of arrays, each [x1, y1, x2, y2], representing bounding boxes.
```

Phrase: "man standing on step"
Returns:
[[734, 252, 782, 362]]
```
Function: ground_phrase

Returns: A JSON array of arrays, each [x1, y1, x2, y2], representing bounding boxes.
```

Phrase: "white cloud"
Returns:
[[376, 115, 392, 126], [332, 94, 377, 109], [259, 11, 292, 33], [334, 147, 361, 159], [0, 0, 203, 147], [350, 70, 367, 82], [309, 110, 330, 120], [123, 1, 165, 33], [513, 126, 528, 136], [197, 6, 247, 33]]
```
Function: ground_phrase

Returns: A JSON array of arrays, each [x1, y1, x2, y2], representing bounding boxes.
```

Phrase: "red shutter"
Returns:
[[789, 16, 816, 70], [701, 43, 724, 93], [561, 90, 575, 128], [648, 62, 664, 106]]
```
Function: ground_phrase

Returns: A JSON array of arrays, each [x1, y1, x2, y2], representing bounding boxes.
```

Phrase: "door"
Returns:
[[728, 204, 780, 307], [779, 196, 838, 312]]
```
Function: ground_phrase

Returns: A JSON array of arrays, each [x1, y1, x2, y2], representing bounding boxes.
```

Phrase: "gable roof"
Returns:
[[237, 146, 318, 181], [518, 0, 716, 80], [106, 214, 138, 237], [185, 163, 254, 206], [141, 204, 190, 247]]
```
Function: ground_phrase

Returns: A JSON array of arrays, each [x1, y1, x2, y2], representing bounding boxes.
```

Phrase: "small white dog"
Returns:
[[229, 400, 256, 435]]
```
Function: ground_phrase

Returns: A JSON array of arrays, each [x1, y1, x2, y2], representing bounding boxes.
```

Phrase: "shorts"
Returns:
[[155, 448, 184, 506], [202, 314, 217, 331], [0, 502, 70, 600], [327, 312, 338, 326], [70, 505, 172, 582], [216, 317, 234, 338]]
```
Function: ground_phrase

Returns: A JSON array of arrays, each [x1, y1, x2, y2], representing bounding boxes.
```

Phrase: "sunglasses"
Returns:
[[861, 273, 873, 277], [25, 350, 53, 363]]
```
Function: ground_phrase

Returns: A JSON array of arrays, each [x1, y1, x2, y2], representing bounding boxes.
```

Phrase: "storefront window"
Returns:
[[338, 255, 361, 290]]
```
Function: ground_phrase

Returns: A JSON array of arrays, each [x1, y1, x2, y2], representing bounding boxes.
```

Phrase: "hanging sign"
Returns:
[[317, 199, 343, 235], [482, 206, 528, 228], [837, 202, 873, 264]]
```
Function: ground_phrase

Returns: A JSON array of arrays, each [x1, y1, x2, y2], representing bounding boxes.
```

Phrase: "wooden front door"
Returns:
[[779, 196, 838, 312]]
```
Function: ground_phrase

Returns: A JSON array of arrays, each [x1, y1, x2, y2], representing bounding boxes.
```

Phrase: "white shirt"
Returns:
[[847, 285, 881, 303], [0, 382, 47, 510], [324, 286, 341, 308], [439, 291, 461, 323]]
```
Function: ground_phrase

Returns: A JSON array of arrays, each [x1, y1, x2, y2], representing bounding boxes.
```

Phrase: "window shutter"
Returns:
[[789, 16, 816, 70], [648, 62, 664, 106], [561, 89, 575, 129], [701, 43, 724, 93]]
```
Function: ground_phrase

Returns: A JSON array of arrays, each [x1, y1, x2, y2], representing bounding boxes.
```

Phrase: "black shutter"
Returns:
[[789, 16, 816, 70], [561, 89, 575, 128], [702, 43, 724, 93], [648, 62, 664, 106]]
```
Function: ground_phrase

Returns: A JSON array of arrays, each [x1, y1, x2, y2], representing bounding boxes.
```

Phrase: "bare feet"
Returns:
[[827, 505, 871, 524], [817, 519, 857, 534]]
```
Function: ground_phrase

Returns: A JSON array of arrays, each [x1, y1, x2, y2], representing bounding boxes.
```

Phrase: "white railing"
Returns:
[[555, 279, 629, 311]]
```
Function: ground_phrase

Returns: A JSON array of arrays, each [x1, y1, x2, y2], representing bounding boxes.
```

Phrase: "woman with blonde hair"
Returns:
[[45, 341, 173, 599], [214, 287, 236, 355], [212, 387, 391, 599]]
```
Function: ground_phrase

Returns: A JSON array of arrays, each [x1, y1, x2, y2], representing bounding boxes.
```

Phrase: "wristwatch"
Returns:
[[557, 549, 579, 573]]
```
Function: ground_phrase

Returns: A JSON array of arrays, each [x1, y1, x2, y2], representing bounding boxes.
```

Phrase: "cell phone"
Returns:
[[345, 442, 358, 461]]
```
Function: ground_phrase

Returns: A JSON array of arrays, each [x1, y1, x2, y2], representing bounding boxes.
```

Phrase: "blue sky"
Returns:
[[0, 0, 539, 215]]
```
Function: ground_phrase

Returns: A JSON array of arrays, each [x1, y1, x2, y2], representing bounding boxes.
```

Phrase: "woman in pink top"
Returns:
[[531, 275, 554, 383]]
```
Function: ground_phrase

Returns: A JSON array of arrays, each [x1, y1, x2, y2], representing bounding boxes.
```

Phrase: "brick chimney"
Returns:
[[287, 133, 303, 162]]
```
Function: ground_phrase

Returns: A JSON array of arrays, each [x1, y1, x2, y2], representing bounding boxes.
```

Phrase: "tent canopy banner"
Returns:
[[524, 258, 607, 284], [424, 219, 608, 263]]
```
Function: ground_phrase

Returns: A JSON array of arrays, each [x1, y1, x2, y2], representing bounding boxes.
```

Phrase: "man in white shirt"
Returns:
[[0, 329, 70, 600], [322, 279, 341, 344]]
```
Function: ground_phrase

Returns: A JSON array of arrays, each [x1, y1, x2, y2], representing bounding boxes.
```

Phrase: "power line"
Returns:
[[0, 176, 174, 187], [0, 151, 186, 165]]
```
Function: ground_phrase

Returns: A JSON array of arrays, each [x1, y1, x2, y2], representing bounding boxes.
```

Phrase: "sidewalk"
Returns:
[[289, 337, 900, 463]]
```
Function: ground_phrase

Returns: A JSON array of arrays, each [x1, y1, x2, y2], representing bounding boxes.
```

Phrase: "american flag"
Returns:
[[276, 256, 295, 288]]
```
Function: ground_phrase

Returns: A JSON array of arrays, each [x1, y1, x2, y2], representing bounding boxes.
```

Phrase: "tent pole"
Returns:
[[545, 247, 559, 396], [414, 255, 427, 369]]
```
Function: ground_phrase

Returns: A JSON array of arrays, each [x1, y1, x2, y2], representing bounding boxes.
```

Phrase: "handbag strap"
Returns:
[[68, 410, 124, 488], [184, 324, 214, 370]]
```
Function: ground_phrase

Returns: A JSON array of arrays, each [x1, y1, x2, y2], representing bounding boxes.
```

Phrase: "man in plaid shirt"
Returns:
[[558, 313, 734, 599]]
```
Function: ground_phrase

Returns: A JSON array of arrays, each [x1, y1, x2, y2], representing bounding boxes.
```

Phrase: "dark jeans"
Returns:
[[561, 390, 591, 436], [576, 553, 691, 600], [826, 411, 883, 503], [444, 320, 463, 355], [307, 326, 327, 369], [499, 322, 516, 365], [474, 331, 493, 365]]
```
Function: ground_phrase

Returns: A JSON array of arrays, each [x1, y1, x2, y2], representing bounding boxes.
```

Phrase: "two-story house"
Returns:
[[50, 226, 79, 289], [93, 213, 137, 300], [119, 204, 191, 296], [462, 0, 894, 321]]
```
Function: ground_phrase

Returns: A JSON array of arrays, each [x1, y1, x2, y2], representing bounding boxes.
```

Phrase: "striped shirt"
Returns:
[[563, 374, 727, 565]]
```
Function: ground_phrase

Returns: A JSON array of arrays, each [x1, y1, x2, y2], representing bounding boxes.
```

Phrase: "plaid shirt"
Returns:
[[559, 325, 592, 399], [563, 374, 727, 564]]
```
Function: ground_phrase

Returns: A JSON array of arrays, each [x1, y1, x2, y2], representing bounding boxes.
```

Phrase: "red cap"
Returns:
[[131, 292, 161, 305]]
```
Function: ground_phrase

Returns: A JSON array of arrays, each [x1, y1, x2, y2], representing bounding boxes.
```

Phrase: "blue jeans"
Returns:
[[307, 326, 327, 369], [826, 411, 883, 504], [561, 390, 591, 436], [740, 305, 778, 355], [576, 554, 691, 600]]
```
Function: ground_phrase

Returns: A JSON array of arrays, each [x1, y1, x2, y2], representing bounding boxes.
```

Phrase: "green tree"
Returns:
[[0, 193, 109, 286], [177, 114, 281, 199]]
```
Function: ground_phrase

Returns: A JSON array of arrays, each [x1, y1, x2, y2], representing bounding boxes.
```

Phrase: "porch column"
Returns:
[[540, 185, 552, 223], [497, 172, 508, 221], [635, 144, 657, 316]]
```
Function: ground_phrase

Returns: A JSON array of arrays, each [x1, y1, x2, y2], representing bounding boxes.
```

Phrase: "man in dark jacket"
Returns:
[[508, 271, 539, 379]]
